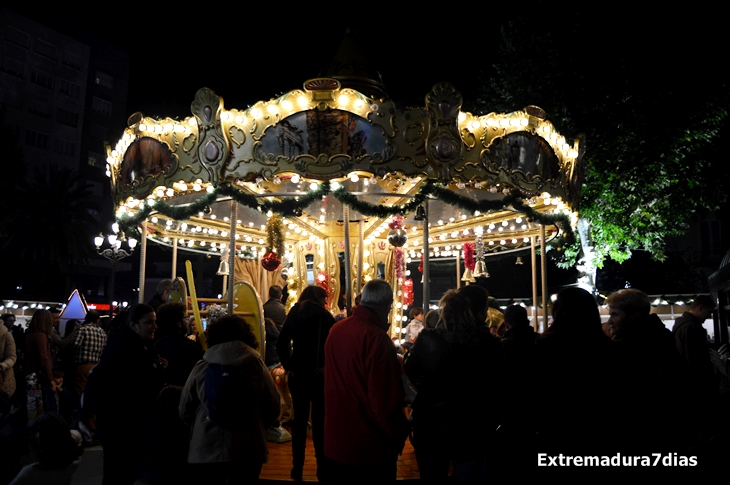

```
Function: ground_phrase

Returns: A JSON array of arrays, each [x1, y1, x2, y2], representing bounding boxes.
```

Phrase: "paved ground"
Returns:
[[67, 437, 420, 483]]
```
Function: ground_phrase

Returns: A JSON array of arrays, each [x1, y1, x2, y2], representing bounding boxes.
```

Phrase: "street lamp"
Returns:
[[94, 223, 137, 316]]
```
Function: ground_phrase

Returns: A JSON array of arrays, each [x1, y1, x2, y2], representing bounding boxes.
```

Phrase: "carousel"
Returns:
[[104, 62, 584, 343]]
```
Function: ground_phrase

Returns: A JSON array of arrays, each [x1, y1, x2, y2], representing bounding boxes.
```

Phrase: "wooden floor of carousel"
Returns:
[[260, 429, 420, 482]]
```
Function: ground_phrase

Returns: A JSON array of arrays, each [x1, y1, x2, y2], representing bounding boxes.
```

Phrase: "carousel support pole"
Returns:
[[357, 218, 363, 296], [343, 205, 352, 314], [171, 237, 178, 279], [540, 225, 548, 332], [422, 200, 430, 314], [456, 250, 462, 289], [531, 236, 538, 331], [138, 220, 148, 304], [227, 201, 237, 315]]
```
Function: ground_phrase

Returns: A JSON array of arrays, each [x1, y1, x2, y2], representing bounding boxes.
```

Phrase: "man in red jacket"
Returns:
[[324, 279, 409, 484]]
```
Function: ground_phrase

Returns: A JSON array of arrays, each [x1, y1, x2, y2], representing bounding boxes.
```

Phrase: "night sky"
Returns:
[[8, 5, 723, 123]]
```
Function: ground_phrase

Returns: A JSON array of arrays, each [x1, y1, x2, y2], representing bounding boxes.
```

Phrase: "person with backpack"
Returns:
[[179, 314, 279, 483]]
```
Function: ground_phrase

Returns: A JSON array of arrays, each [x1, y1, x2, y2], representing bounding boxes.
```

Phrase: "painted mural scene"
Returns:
[[2, 7, 730, 483]]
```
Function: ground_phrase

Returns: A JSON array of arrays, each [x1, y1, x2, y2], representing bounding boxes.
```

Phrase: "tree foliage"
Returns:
[[467, 16, 728, 275]]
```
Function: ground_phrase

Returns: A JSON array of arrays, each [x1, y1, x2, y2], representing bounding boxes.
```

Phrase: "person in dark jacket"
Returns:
[[405, 286, 504, 484], [606, 288, 689, 452], [276, 286, 335, 481], [534, 288, 620, 457], [263, 285, 287, 331], [672, 295, 717, 402], [500, 304, 538, 451], [85, 304, 167, 485], [153, 302, 203, 387]]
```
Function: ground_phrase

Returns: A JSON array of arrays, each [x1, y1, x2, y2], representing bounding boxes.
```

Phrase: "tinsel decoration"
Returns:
[[402, 278, 414, 306], [117, 179, 574, 248], [463, 242, 475, 270], [315, 271, 330, 309], [394, 247, 406, 280], [388, 215, 404, 230], [473, 234, 489, 278], [265, 213, 285, 257]]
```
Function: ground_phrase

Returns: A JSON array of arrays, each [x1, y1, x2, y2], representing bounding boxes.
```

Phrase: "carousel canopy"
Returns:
[[106, 79, 583, 258]]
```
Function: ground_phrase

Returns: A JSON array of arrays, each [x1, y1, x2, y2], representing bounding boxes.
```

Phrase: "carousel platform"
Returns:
[[260, 430, 420, 482]]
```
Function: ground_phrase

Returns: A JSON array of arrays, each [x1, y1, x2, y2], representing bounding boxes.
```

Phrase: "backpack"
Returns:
[[204, 363, 254, 430]]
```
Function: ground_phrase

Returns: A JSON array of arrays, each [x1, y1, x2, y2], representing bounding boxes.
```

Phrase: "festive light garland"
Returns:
[[117, 180, 575, 248]]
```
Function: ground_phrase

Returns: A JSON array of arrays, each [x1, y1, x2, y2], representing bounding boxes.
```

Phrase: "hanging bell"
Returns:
[[473, 260, 489, 278], [216, 261, 229, 276], [461, 267, 476, 283], [413, 205, 427, 221]]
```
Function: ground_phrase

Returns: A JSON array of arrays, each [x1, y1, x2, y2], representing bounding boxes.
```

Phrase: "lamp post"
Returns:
[[94, 223, 137, 316]]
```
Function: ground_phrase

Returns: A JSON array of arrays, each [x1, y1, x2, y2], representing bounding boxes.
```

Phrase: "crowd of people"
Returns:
[[0, 279, 726, 483]]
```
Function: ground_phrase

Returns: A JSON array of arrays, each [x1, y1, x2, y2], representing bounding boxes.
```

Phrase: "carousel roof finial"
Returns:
[[323, 28, 388, 99]]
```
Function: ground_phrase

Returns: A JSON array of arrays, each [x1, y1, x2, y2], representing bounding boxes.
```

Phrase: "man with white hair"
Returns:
[[324, 279, 409, 484]]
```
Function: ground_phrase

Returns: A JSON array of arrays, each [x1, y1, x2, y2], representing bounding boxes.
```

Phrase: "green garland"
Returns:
[[118, 179, 574, 247]]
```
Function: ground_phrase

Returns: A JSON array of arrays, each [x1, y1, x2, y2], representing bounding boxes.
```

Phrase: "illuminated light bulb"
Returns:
[[331, 181, 341, 191], [349, 173, 359, 182], [354, 99, 364, 108], [220, 113, 229, 121], [138, 123, 147, 131], [542, 125, 551, 133], [282, 100, 293, 111], [458, 112, 466, 122], [470, 121, 480, 130], [310, 182, 318, 191], [258, 238, 265, 244], [498, 227, 503, 232], [500, 118, 509, 127], [509, 118, 519, 126], [524, 237, 530, 242], [297, 96, 308, 107], [463, 229, 470, 235], [156, 188, 164, 197], [266, 105, 278, 115], [251, 108, 262, 119], [235, 116, 243, 123], [193, 183, 201, 191], [291, 174, 300, 184], [502, 220, 509, 226], [395, 302, 402, 309], [338, 94, 349, 106], [486, 118, 496, 126], [489, 241, 494, 245], [516, 217, 522, 223], [363, 262, 370, 270], [166, 189, 174, 197], [512, 239, 518, 243], [151, 217, 159, 223], [520, 118, 529, 126]]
